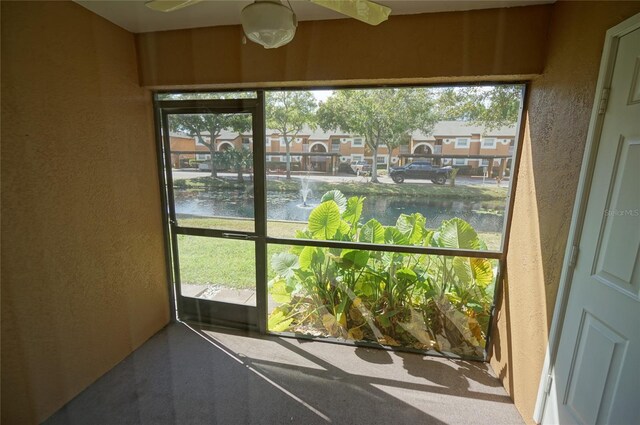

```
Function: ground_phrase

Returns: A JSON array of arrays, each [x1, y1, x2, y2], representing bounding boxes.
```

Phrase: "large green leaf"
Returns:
[[452, 256, 494, 287], [308, 200, 341, 240], [321, 190, 347, 213], [271, 252, 299, 279], [269, 278, 293, 304], [438, 218, 480, 250], [470, 258, 494, 287], [384, 227, 409, 245], [396, 267, 417, 282], [354, 276, 376, 297], [268, 309, 293, 332], [423, 230, 434, 247], [343, 196, 364, 225], [335, 220, 352, 240], [340, 249, 370, 269], [359, 219, 385, 244], [298, 246, 325, 271], [396, 213, 427, 244]]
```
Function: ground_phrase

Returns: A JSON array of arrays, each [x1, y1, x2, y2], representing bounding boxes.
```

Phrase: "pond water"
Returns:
[[174, 188, 505, 233]]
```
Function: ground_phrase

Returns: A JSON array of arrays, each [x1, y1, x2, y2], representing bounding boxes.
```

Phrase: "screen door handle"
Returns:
[[222, 232, 255, 240]]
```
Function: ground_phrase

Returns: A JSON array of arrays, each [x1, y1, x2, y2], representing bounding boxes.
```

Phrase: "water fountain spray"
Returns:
[[300, 174, 312, 207]]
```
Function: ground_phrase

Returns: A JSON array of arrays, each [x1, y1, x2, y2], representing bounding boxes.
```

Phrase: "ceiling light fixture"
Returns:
[[240, 0, 298, 49]]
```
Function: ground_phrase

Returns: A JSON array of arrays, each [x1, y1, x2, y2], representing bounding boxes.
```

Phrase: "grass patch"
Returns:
[[178, 218, 304, 288], [174, 176, 507, 201], [176, 218, 501, 289]]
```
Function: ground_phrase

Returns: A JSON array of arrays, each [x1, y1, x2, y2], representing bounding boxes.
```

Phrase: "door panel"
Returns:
[[159, 100, 265, 330], [544, 24, 640, 425], [563, 311, 628, 424], [592, 137, 640, 296]]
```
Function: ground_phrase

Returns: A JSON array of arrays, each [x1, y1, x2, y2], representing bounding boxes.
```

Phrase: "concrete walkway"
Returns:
[[182, 284, 277, 311]]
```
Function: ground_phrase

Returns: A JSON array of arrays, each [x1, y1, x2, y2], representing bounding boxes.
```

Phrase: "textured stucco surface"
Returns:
[[135, 5, 551, 88], [489, 2, 640, 424], [1, 2, 170, 423]]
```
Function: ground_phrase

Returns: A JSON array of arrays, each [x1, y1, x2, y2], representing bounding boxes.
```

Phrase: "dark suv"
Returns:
[[389, 161, 452, 184]]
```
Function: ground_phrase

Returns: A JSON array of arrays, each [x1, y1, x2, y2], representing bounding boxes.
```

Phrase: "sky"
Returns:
[[311, 90, 333, 103]]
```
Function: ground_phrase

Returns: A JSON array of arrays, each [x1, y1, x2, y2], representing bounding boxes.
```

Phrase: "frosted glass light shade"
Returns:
[[241, 0, 297, 49]]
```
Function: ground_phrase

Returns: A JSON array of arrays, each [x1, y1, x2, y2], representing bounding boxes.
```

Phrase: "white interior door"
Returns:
[[541, 19, 640, 425]]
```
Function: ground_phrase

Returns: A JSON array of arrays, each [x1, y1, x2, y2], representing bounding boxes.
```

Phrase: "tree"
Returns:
[[318, 88, 438, 183], [224, 147, 253, 183], [169, 113, 251, 178], [166, 93, 253, 178], [384, 127, 412, 172], [435, 85, 522, 130], [266, 91, 317, 180]]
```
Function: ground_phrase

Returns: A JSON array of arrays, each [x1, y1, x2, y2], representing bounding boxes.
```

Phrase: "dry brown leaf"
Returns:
[[347, 327, 364, 340]]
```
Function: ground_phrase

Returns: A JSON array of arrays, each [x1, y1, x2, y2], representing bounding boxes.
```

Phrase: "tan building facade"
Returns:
[[170, 121, 517, 172]]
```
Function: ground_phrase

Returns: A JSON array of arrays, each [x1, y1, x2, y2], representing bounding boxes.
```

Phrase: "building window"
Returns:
[[377, 156, 386, 164], [481, 159, 489, 166], [455, 138, 470, 148], [331, 140, 340, 152], [196, 153, 211, 160], [482, 138, 496, 148], [352, 138, 364, 147], [351, 154, 363, 162], [453, 158, 468, 165]]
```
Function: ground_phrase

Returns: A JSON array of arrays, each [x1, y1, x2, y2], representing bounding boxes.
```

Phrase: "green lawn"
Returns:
[[174, 176, 508, 201], [176, 218, 501, 289]]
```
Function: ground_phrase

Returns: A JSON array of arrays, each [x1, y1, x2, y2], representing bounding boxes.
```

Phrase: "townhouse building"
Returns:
[[169, 121, 517, 173]]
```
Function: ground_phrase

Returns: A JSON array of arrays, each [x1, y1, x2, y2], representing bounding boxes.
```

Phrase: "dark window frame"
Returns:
[[153, 82, 530, 361]]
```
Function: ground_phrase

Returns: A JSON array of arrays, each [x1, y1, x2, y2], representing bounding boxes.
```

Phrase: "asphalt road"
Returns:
[[170, 169, 510, 188]]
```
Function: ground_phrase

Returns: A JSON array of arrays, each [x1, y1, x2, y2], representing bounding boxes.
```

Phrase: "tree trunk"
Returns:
[[285, 139, 292, 180], [387, 151, 393, 172], [209, 148, 217, 178], [370, 148, 379, 183]]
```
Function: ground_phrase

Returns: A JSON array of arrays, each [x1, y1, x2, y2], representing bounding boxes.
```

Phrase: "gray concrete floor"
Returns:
[[44, 323, 524, 425]]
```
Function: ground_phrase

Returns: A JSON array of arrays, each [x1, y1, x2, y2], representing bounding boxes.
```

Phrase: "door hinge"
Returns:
[[598, 88, 610, 115], [544, 373, 553, 394], [569, 244, 579, 268]]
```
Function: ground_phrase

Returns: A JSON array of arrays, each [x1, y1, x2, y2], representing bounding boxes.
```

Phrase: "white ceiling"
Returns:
[[75, 0, 554, 34]]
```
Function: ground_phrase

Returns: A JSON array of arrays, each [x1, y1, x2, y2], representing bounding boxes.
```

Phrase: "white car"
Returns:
[[350, 160, 371, 175]]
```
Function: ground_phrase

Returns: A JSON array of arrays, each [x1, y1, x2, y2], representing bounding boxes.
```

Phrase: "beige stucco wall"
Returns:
[[135, 5, 552, 88], [490, 2, 640, 424], [1, 2, 170, 424]]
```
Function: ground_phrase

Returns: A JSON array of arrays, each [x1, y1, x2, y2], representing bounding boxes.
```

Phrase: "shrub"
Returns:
[[268, 190, 495, 358]]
